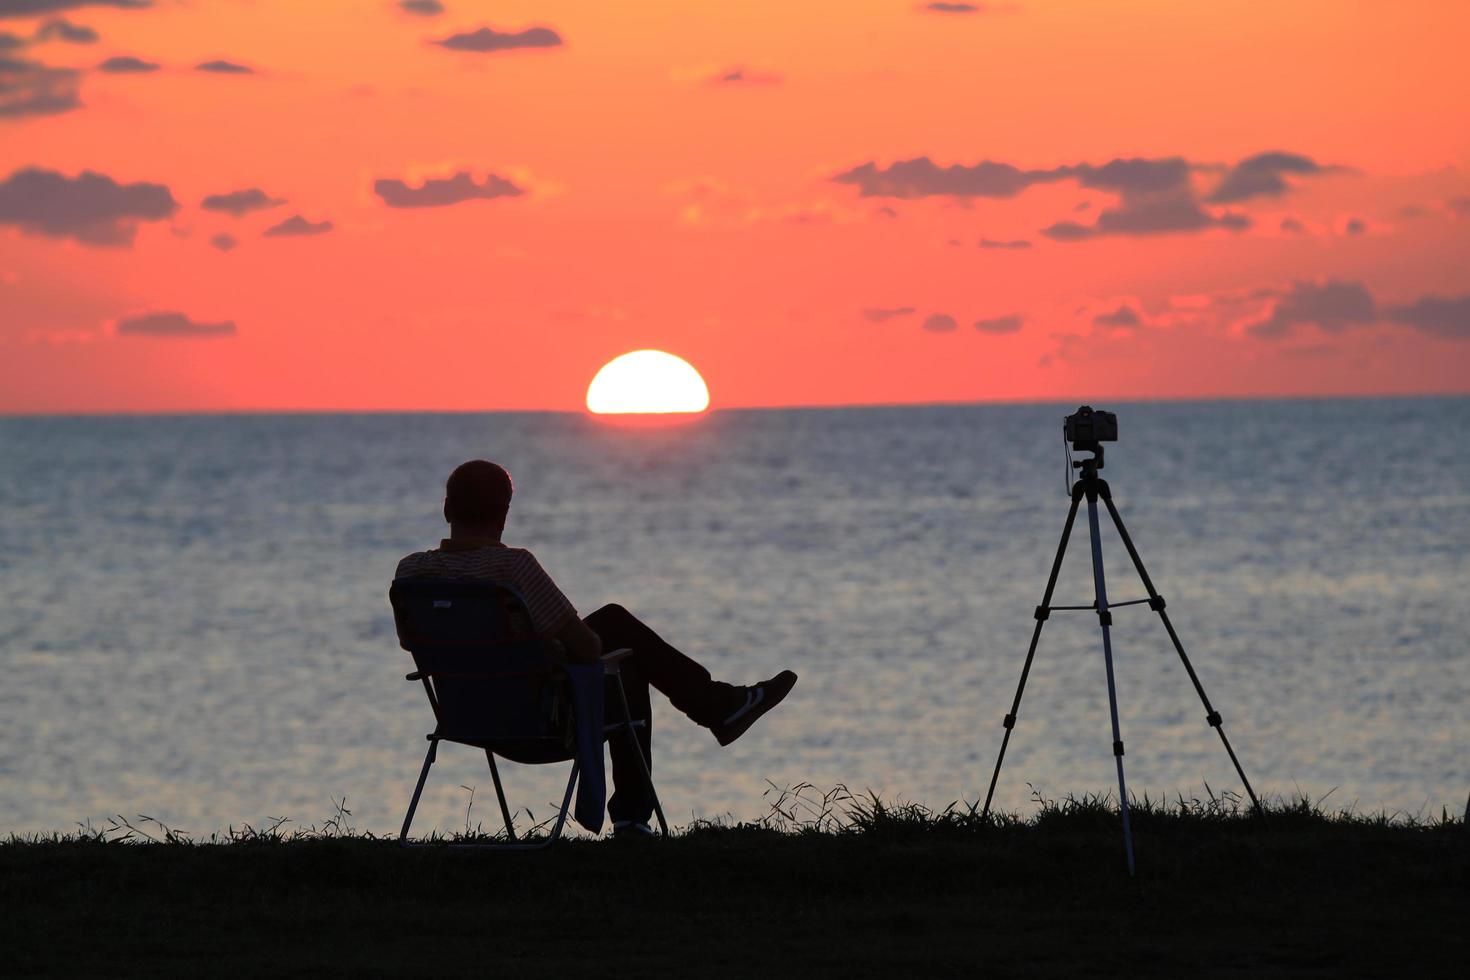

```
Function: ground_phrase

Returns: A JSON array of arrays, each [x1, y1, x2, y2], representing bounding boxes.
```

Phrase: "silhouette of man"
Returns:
[[395, 459, 798, 836]]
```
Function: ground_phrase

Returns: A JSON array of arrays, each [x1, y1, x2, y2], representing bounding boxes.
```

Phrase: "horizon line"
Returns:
[[0, 389, 1465, 421]]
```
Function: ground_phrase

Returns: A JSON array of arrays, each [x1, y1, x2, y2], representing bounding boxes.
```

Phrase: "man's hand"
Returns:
[[552, 616, 603, 665]]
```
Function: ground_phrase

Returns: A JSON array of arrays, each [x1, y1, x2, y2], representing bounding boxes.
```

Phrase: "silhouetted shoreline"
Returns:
[[4, 794, 1463, 977]]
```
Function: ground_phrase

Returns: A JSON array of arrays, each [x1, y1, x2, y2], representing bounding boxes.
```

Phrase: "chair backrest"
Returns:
[[389, 577, 565, 742]]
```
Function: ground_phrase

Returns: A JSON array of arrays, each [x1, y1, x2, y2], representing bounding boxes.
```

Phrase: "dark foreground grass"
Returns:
[[3, 789, 1466, 978]]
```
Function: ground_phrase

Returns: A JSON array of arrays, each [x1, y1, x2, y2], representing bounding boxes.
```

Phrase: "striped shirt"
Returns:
[[394, 540, 579, 638]]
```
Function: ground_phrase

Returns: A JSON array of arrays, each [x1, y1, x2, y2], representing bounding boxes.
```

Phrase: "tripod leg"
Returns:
[[1085, 487, 1136, 876], [982, 483, 1085, 819], [1098, 486, 1264, 817]]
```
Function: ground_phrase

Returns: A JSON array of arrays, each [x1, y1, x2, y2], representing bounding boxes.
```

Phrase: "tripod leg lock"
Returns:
[[1113, 740, 1125, 757], [1206, 710, 1222, 728], [1003, 713, 1016, 730], [1148, 595, 1167, 611], [1096, 609, 1113, 626], [1034, 605, 1050, 622]]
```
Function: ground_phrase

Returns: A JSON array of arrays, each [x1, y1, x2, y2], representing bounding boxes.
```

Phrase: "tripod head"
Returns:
[[1063, 405, 1117, 485], [1072, 444, 1104, 476]]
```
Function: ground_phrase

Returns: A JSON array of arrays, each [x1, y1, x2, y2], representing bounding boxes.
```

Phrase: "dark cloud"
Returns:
[[97, 54, 156, 72], [1092, 305, 1140, 328], [1381, 294, 1470, 339], [35, 18, 96, 42], [1079, 157, 1191, 194], [1279, 344, 1338, 360], [0, 166, 175, 244], [978, 237, 1030, 249], [973, 314, 1023, 333], [0, 1, 148, 15], [862, 306, 915, 323], [709, 67, 782, 85], [373, 171, 522, 208], [1206, 151, 1325, 204], [1041, 196, 1249, 241], [263, 214, 332, 237], [195, 59, 252, 74], [1062, 162, 1237, 241], [832, 155, 1195, 200], [201, 187, 284, 216], [0, 32, 24, 49], [1246, 280, 1376, 339], [924, 2, 981, 10], [397, 0, 443, 14], [1279, 216, 1305, 233], [922, 313, 957, 332], [833, 157, 1063, 199], [1343, 217, 1366, 235], [1182, 281, 1470, 344], [874, 205, 898, 219], [0, 54, 79, 116], [209, 232, 237, 251], [116, 311, 235, 337], [1448, 197, 1470, 218], [835, 151, 1325, 241], [1036, 221, 1089, 241], [431, 26, 562, 52]]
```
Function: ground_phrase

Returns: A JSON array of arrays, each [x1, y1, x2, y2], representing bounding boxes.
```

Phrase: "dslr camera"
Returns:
[[1064, 405, 1118, 450]]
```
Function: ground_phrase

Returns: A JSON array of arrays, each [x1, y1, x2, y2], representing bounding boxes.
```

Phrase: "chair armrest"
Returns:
[[406, 669, 544, 681], [599, 647, 634, 674]]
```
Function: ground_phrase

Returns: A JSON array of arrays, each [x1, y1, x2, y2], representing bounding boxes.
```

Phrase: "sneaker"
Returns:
[[611, 819, 655, 839], [712, 670, 798, 747]]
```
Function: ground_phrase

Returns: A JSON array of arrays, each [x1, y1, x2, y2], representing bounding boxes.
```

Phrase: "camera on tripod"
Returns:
[[1063, 405, 1118, 451], [1063, 405, 1118, 475]]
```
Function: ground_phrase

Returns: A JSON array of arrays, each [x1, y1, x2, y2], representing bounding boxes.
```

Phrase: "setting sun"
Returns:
[[586, 350, 711, 415]]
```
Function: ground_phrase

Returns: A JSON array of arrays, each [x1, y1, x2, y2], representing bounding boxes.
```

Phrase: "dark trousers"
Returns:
[[583, 603, 739, 824]]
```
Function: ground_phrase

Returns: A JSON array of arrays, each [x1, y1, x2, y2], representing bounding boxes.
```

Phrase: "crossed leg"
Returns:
[[583, 603, 743, 825]]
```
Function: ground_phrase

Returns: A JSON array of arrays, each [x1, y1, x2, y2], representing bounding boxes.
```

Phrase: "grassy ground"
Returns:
[[3, 789, 1466, 978]]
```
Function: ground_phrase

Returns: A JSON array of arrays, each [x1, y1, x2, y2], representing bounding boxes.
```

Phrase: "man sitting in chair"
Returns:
[[395, 459, 798, 837]]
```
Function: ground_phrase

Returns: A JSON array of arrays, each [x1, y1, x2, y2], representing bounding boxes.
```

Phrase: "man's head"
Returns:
[[443, 460, 513, 535]]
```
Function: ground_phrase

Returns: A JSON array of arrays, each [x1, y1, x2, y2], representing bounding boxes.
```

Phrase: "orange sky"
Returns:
[[1, 0, 1468, 413]]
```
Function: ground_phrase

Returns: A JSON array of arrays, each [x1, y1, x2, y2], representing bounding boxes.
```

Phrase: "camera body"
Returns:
[[1064, 405, 1118, 450]]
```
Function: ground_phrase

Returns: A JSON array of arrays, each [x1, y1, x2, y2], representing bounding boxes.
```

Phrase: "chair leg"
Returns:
[[542, 760, 581, 846], [622, 724, 669, 836], [398, 739, 579, 850], [485, 750, 517, 841], [611, 677, 670, 836], [398, 740, 438, 845], [449, 758, 579, 851], [649, 769, 669, 835]]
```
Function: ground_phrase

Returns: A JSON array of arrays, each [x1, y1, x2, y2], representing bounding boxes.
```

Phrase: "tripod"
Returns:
[[980, 449, 1262, 875]]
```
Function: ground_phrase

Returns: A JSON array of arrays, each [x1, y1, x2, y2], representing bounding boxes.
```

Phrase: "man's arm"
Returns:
[[552, 615, 602, 665], [511, 549, 598, 663]]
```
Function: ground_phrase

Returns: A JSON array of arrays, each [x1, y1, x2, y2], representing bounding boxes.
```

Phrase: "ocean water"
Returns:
[[1, 399, 1466, 837]]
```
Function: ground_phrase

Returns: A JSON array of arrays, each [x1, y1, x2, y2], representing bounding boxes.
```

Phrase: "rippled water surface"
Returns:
[[1, 399, 1466, 835]]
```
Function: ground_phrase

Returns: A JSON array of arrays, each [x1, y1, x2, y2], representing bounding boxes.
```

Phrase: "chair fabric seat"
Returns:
[[436, 734, 572, 765], [434, 718, 647, 764]]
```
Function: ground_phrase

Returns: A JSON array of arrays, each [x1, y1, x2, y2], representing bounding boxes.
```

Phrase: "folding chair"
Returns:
[[389, 577, 668, 848]]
